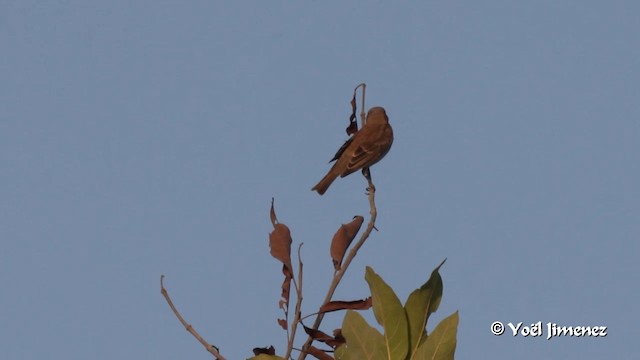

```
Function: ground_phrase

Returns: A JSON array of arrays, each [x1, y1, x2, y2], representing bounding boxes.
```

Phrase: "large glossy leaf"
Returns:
[[365, 267, 408, 360], [336, 310, 386, 360], [404, 260, 445, 358], [414, 311, 458, 360]]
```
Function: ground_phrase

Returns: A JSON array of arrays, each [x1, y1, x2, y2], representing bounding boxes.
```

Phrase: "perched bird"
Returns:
[[312, 106, 393, 195]]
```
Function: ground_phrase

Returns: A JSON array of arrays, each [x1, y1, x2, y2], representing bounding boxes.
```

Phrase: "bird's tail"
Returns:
[[311, 169, 339, 195]]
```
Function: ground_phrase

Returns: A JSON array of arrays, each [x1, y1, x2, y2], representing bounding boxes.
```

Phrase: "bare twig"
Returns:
[[297, 84, 375, 359], [360, 84, 366, 125], [281, 304, 290, 355], [354, 83, 367, 125], [285, 243, 305, 359], [297, 182, 378, 360], [160, 275, 226, 360]]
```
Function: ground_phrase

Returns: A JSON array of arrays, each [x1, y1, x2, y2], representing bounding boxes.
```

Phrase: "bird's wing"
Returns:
[[343, 141, 383, 175], [329, 136, 354, 163], [342, 127, 393, 176]]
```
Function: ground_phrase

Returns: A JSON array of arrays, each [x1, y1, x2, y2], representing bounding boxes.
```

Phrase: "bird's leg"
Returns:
[[362, 167, 371, 180], [362, 167, 376, 194]]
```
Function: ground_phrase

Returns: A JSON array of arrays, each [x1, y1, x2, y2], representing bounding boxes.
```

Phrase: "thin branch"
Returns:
[[297, 181, 378, 360], [160, 275, 226, 360], [282, 305, 290, 355], [360, 83, 366, 125], [285, 243, 305, 359], [297, 84, 374, 359], [353, 83, 367, 126]]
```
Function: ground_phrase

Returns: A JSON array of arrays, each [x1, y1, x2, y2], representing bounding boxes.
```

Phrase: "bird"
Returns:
[[312, 106, 393, 195]]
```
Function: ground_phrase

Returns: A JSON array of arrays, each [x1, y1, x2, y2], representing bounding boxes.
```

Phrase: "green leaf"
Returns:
[[404, 260, 445, 358], [414, 311, 459, 360], [336, 310, 386, 360], [365, 267, 408, 360]]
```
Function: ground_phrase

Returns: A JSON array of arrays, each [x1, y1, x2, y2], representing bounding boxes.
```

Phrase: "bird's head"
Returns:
[[367, 106, 389, 124]]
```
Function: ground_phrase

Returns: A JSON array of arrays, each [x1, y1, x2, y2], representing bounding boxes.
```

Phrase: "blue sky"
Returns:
[[1, 1, 638, 359]]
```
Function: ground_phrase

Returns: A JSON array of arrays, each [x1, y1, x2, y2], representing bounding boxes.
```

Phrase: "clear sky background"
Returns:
[[1, 1, 638, 359]]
